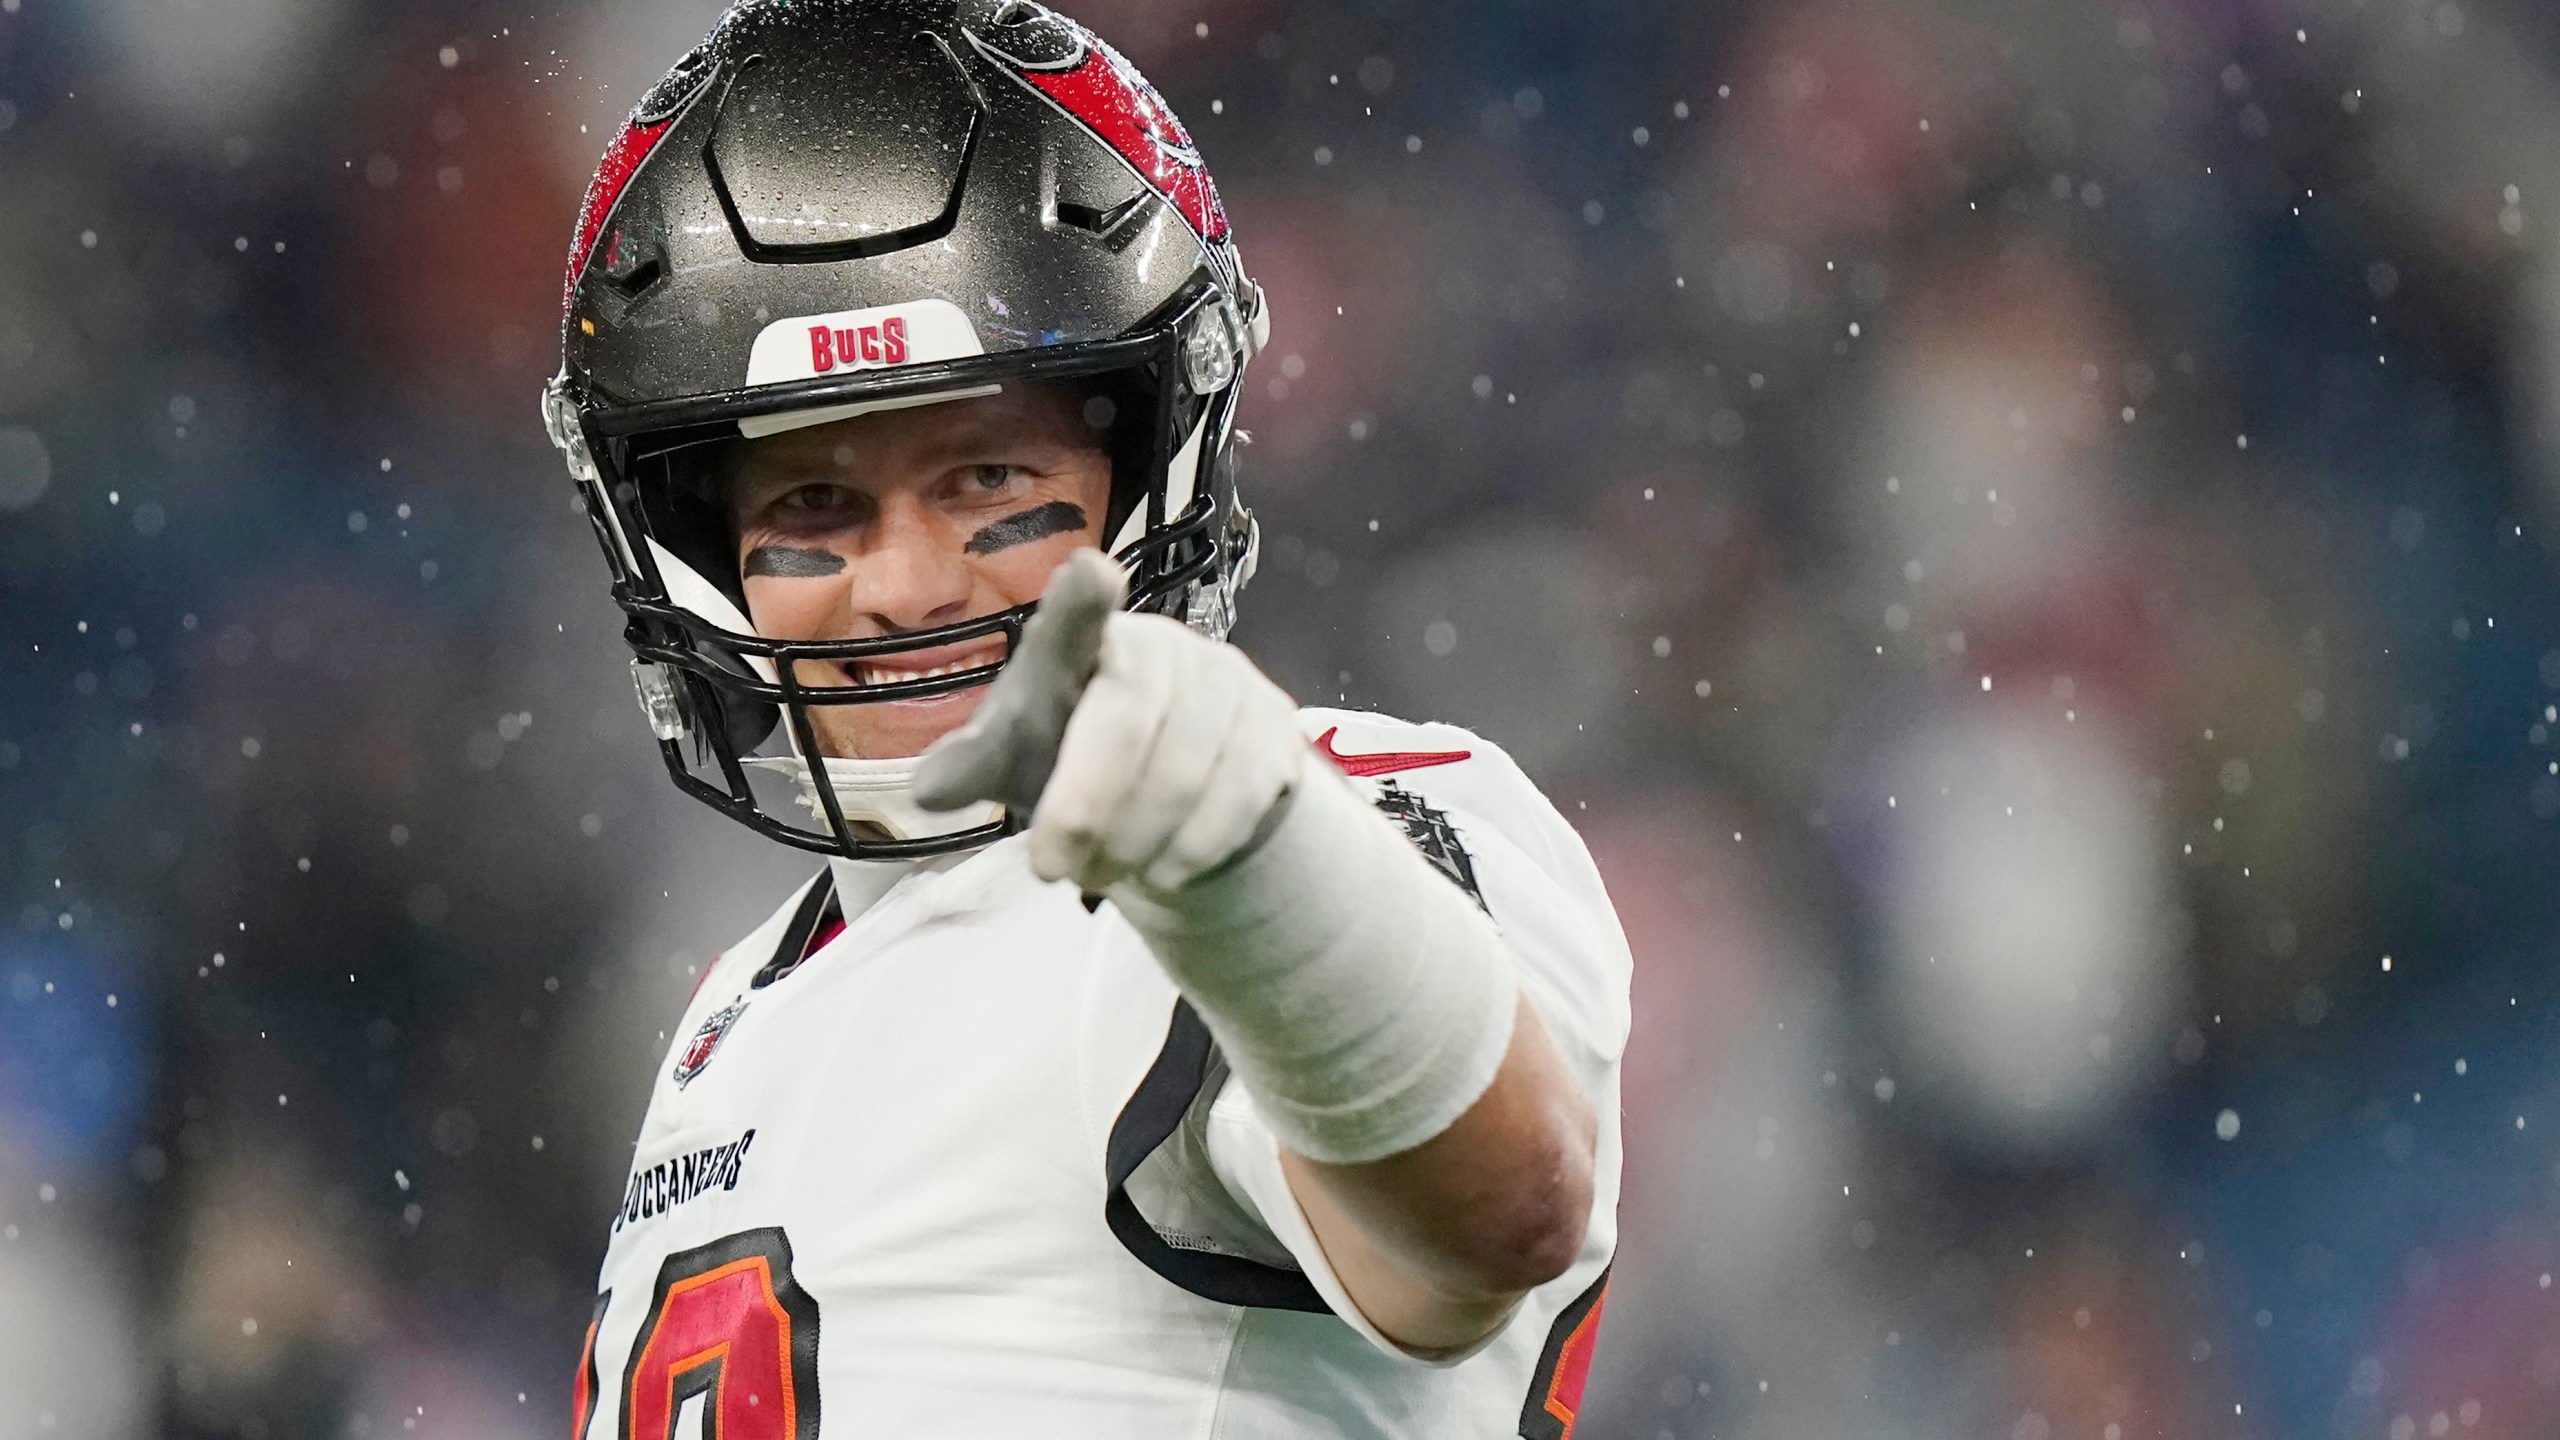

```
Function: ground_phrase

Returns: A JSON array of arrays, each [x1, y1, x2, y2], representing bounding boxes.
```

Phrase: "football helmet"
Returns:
[[542, 0, 1266, 859]]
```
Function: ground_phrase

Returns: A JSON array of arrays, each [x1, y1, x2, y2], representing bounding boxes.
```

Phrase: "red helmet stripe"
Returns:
[[563, 115, 676, 320], [1019, 41, 1227, 243]]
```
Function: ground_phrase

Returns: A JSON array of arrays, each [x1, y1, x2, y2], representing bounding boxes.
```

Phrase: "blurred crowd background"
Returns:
[[6, 0, 2560, 1435]]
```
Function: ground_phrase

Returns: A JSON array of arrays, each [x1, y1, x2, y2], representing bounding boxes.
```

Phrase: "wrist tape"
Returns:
[[1109, 757, 1519, 1165]]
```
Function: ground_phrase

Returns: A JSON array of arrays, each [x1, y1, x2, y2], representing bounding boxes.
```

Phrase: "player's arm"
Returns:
[[1275, 994, 1594, 1351], [915, 553, 1598, 1353]]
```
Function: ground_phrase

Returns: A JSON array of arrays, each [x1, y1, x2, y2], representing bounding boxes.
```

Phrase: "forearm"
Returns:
[[1280, 995, 1595, 1352], [1106, 758, 1522, 1164], [1111, 760, 1595, 1347]]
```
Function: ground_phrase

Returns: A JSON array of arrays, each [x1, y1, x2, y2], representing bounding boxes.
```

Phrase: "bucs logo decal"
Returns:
[[968, 18, 1229, 244], [673, 999, 748, 1088]]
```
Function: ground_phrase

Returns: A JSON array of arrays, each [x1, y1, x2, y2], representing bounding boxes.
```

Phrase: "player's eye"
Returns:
[[780, 483, 856, 513], [970, 464, 1019, 493], [765, 483, 866, 530]]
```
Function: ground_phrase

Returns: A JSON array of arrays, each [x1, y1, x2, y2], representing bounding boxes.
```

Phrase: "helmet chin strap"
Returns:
[[743, 754, 1007, 843], [646, 537, 1010, 846]]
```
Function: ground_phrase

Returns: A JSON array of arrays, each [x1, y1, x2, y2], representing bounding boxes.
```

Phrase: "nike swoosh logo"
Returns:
[[1313, 727, 1473, 778]]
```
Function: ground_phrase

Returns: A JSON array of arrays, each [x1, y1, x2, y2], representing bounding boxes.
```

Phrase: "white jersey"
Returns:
[[574, 709, 1631, 1440]]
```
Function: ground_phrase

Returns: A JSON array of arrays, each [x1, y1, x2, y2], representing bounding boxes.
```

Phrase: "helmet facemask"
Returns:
[[545, 283, 1259, 859]]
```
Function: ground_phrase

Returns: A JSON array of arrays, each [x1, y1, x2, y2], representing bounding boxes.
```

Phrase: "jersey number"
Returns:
[[609, 1227, 821, 1440]]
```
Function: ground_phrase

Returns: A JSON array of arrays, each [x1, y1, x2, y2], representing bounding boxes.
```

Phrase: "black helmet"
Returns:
[[541, 0, 1267, 860]]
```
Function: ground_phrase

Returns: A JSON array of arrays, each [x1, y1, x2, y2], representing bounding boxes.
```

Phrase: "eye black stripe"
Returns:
[[743, 546, 847, 578], [965, 501, 1087, 556]]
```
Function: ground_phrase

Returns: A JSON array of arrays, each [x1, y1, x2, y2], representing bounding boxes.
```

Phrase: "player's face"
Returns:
[[727, 384, 1115, 760]]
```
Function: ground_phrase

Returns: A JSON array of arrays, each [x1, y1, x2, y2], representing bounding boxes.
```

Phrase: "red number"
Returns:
[[1519, 1272, 1609, 1440], [572, 1293, 608, 1439], [617, 1228, 821, 1440]]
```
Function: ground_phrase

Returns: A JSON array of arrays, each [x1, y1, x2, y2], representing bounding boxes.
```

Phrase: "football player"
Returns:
[[542, 3, 1631, 1436]]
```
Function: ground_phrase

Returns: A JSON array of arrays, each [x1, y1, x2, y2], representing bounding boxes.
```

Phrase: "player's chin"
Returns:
[[811, 681, 994, 761]]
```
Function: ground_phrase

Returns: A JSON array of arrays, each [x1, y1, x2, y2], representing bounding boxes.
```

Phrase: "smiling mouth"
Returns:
[[840, 652, 1003, 690]]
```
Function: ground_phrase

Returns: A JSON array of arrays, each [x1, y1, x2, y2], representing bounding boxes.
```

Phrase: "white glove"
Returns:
[[913, 549, 1305, 896], [914, 549, 1517, 1164]]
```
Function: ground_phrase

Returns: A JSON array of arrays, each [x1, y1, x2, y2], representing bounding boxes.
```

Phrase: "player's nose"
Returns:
[[846, 495, 974, 634]]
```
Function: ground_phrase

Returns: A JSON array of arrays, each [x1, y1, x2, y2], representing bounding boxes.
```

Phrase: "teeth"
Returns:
[[852, 659, 983, 687]]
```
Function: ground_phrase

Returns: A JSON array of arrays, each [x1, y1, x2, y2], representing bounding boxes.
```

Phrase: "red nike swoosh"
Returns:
[[1313, 727, 1473, 778]]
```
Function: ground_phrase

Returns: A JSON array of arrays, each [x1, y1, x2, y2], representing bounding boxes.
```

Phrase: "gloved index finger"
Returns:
[[912, 548, 1127, 814]]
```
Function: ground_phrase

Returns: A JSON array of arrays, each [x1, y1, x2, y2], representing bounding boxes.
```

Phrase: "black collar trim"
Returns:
[[1103, 1000, 1327, 1313], [750, 870, 841, 991]]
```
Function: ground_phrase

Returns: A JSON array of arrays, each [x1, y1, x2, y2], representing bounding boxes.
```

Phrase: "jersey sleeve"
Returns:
[[1194, 709, 1632, 1364]]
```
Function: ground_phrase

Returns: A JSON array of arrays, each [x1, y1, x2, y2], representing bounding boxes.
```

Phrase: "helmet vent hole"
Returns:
[[605, 255, 665, 299], [1055, 191, 1147, 238], [993, 1, 1044, 25]]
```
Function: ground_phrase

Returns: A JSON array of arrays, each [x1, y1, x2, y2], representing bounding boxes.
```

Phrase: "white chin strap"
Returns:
[[745, 754, 1007, 842]]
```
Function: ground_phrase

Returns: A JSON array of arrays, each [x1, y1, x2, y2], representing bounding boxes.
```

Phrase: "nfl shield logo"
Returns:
[[673, 1000, 748, 1088]]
